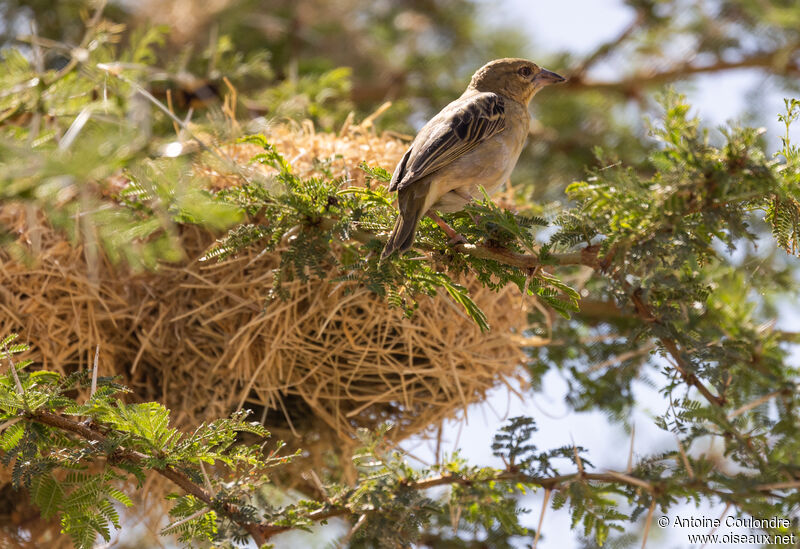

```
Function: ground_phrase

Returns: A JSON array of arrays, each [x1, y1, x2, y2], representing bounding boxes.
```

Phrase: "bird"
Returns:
[[381, 58, 565, 260]]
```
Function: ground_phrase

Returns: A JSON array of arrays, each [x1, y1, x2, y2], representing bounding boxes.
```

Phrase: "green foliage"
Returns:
[[273, 426, 537, 548], [162, 495, 219, 543], [254, 67, 354, 130], [0, 338, 293, 548], [492, 417, 591, 478], [445, 192, 580, 318], [769, 98, 800, 254], [0, 21, 244, 271]]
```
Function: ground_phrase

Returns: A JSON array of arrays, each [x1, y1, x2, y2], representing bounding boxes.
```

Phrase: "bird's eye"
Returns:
[[518, 66, 532, 78]]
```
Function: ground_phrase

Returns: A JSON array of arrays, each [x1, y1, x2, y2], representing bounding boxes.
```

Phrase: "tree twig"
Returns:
[[27, 410, 267, 546], [16, 408, 787, 542], [2, 341, 25, 397], [316, 216, 602, 269], [630, 290, 725, 407], [569, 10, 644, 81], [567, 46, 800, 95], [727, 389, 784, 419]]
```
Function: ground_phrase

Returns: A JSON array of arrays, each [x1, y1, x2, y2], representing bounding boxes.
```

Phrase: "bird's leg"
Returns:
[[427, 212, 468, 245], [501, 178, 515, 205]]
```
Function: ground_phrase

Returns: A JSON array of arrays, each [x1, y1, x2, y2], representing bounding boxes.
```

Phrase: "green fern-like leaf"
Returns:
[[31, 474, 64, 519]]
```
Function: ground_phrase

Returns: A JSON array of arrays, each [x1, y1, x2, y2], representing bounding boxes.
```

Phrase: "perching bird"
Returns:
[[381, 58, 565, 259]]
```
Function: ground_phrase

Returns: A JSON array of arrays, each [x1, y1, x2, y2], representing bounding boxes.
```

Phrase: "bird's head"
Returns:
[[468, 58, 565, 104]]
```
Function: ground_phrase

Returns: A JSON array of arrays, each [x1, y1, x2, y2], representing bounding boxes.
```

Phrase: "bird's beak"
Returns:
[[533, 69, 566, 86]]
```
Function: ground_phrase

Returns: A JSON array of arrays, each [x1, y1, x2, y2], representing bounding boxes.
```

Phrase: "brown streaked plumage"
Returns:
[[381, 58, 565, 259]]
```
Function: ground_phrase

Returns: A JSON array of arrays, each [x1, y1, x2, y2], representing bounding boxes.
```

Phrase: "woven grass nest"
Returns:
[[0, 122, 535, 459]]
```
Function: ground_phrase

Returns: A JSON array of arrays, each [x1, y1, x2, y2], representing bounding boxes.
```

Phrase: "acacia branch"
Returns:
[[27, 410, 267, 546], [321, 213, 731, 408], [628, 291, 777, 473], [567, 46, 800, 94], [256, 469, 657, 538], [20, 408, 792, 542], [573, 299, 628, 319], [257, 463, 793, 539], [629, 289, 725, 407], [316, 216, 602, 269], [569, 10, 644, 80], [449, 241, 599, 269]]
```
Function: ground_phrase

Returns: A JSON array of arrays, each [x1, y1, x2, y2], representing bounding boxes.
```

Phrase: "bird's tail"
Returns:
[[381, 185, 429, 260]]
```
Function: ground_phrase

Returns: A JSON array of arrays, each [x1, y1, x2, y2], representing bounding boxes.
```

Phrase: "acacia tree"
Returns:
[[1, 1, 800, 548]]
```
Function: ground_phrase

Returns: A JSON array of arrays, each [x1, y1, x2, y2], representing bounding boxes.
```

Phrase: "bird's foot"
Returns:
[[428, 212, 469, 247], [447, 233, 469, 246]]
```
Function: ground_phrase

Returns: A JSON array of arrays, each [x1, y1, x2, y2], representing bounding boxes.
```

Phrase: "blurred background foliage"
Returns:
[[4, 0, 798, 203]]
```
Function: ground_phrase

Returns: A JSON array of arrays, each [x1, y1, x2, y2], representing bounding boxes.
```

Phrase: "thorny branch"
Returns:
[[567, 45, 800, 95], [629, 289, 726, 407], [21, 406, 783, 544], [316, 216, 601, 269], [256, 467, 793, 539], [27, 410, 268, 546]]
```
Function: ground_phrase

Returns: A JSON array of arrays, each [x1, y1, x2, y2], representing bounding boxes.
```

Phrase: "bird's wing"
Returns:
[[389, 92, 506, 192]]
